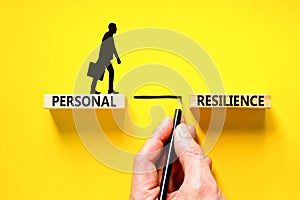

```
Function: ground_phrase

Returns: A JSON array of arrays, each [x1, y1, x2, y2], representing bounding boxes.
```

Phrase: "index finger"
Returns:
[[133, 117, 173, 173], [138, 117, 173, 160]]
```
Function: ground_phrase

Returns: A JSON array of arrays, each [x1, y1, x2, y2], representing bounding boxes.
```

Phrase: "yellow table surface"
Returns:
[[0, 0, 299, 199]]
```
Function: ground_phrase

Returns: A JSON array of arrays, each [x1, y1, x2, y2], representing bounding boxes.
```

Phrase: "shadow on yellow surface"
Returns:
[[50, 107, 267, 134], [50, 109, 122, 133], [191, 108, 266, 133], [50, 109, 77, 133], [49, 107, 142, 154]]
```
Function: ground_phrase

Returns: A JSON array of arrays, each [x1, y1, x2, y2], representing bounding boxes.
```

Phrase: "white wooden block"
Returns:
[[190, 94, 271, 108], [44, 94, 125, 109]]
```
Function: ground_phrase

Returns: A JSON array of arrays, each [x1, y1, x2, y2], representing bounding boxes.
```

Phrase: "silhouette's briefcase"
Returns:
[[87, 61, 105, 80]]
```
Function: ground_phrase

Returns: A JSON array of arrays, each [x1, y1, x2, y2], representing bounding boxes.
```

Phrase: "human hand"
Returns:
[[130, 117, 225, 200], [117, 57, 121, 64]]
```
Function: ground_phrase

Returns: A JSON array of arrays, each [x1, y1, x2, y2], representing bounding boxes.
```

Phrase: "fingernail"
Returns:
[[163, 117, 171, 125], [178, 124, 189, 138], [158, 117, 169, 129]]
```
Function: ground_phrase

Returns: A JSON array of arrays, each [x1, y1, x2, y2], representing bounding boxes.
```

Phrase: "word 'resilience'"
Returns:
[[193, 94, 270, 108]]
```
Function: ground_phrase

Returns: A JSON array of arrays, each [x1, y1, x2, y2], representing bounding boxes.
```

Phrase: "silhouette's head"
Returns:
[[108, 23, 117, 34]]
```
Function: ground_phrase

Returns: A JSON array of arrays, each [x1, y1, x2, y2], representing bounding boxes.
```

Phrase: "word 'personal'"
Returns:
[[44, 94, 125, 109]]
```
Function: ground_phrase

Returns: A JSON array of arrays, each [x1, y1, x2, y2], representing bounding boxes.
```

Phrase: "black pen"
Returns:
[[158, 108, 182, 200]]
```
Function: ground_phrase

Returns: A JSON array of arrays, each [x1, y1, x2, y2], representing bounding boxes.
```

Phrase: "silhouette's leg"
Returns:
[[90, 78, 98, 94], [107, 64, 114, 92], [100, 70, 105, 81]]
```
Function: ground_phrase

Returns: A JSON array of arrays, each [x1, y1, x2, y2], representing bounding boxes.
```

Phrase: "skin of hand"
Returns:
[[130, 117, 226, 200]]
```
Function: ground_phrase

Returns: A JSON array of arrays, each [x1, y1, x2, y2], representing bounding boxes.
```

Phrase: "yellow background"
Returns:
[[1, 0, 300, 199]]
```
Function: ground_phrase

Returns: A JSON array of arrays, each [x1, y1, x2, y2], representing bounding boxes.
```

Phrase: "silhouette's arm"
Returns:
[[112, 37, 119, 59], [112, 37, 121, 64]]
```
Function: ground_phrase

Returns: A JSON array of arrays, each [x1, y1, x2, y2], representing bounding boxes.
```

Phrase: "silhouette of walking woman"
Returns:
[[90, 23, 121, 94]]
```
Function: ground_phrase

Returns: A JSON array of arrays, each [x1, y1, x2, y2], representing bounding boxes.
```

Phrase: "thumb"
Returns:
[[174, 124, 207, 181]]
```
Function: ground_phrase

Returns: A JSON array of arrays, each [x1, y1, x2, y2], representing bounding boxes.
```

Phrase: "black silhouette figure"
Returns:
[[89, 23, 121, 94]]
